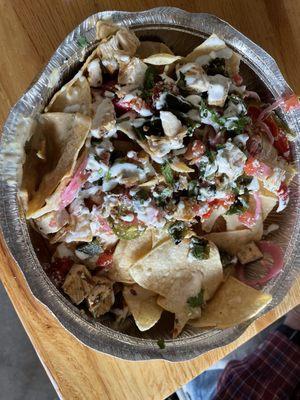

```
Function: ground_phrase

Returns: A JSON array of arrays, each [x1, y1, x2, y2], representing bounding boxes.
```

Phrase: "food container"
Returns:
[[0, 8, 299, 361]]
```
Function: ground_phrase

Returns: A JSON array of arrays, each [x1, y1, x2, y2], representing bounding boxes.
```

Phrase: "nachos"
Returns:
[[22, 21, 298, 337]]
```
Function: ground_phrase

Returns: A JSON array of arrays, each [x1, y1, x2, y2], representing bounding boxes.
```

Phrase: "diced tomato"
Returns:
[[264, 115, 290, 158], [113, 96, 152, 116], [96, 250, 113, 269], [59, 157, 89, 210], [201, 196, 235, 220], [244, 157, 272, 179], [277, 182, 289, 212], [113, 98, 132, 114], [49, 257, 74, 287], [281, 94, 300, 112], [185, 140, 206, 161], [247, 105, 261, 122]]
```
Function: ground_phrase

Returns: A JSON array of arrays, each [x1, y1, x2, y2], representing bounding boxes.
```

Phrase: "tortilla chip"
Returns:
[[157, 271, 203, 337], [26, 113, 91, 219], [109, 229, 153, 284], [151, 228, 170, 248], [170, 161, 194, 173], [189, 276, 272, 329], [138, 175, 164, 188], [184, 34, 240, 78], [123, 284, 163, 331], [185, 33, 227, 62], [136, 41, 173, 59], [130, 238, 223, 336], [21, 119, 48, 207], [143, 53, 182, 65], [223, 214, 245, 231], [33, 209, 69, 236], [202, 206, 227, 233], [117, 120, 155, 158], [260, 187, 278, 220], [225, 52, 241, 78], [206, 216, 263, 255], [45, 76, 92, 115]]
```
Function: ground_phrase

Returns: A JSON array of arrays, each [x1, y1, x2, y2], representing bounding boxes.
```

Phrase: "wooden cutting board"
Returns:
[[0, 1, 299, 399]]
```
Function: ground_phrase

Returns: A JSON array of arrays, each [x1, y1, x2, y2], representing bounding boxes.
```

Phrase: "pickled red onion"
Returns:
[[59, 157, 89, 209], [256, 120, 274, 144], [258, 94, 300, 121], [236, 241, 284, 287]]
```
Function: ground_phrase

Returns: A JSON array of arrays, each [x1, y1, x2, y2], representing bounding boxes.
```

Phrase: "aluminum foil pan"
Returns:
[[0, 8, 299, 361]]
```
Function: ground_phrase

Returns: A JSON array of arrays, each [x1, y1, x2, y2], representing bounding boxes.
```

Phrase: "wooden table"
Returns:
[[0, 1, 299, 399]]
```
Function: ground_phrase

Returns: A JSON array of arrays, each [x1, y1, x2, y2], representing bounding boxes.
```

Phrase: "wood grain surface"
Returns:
[[0, 1, 299, 399]]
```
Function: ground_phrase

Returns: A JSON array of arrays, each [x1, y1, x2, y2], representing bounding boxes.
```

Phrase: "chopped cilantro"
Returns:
[[141, 66, 157, 100], [226, 115, 251, 133], [77, 36, 89, 48], [161, 162, 174, 185], [168, 221, 187, 245], [155, 187, 173, 206], [189, 236, 210, 260], [104, 171, 112, 181], [133, 188, 149, 202], [186, 119, 201, 136], [187, 289, 204, 308], [226, 195, 249, 215], [76, 239, 102, 256], [206, 149, 216, 163], [177, 72, 189, 96], [203, 58, 226, 76], [236, 175, 253, 189], [188, 180, 199, 197], [157, 339, 165, 349]]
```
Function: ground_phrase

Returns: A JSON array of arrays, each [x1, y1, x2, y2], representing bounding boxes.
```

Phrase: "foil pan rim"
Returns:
[[0, 7, 299, 361]]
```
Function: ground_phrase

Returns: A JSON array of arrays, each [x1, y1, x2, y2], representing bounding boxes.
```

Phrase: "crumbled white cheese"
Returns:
[[87, 59, 102, 87], [215, 142, 246, 180], [207, 74, 230, 106], [160, 111, 182, 137]]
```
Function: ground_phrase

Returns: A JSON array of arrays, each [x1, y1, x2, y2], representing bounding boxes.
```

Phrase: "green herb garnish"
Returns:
[[161, 162, 174, 185], [104, 170, 112, 181], [77, 36, 89, 48], [226, 195, 249, 215], [189, 236, 210, 260], [203, 58, 226, 76], [155, 187, 173, 206], [206, 149, 216, 163], [141, 66, 157, 100], [220, 250, 235, 268], [168, 221, 187, 245], [186, 120, 201, 136], [187, 289, 204, 308], [188, 180, 199, 197], [177, 72, 189, 96], [108, 217, 145, 240], [226, 115, 251, 133], [157, 339, 166, 349]]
